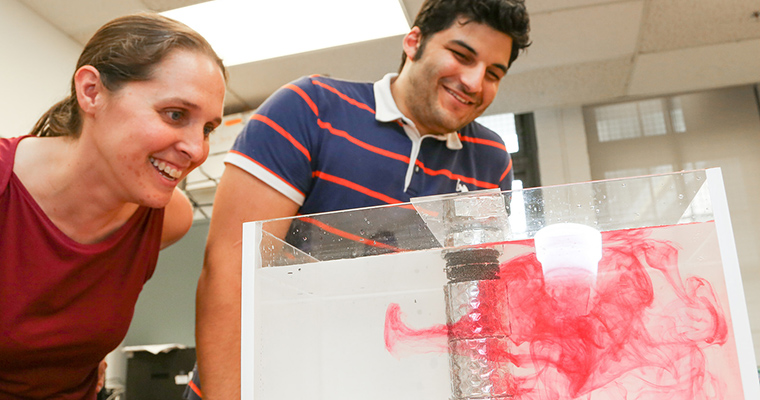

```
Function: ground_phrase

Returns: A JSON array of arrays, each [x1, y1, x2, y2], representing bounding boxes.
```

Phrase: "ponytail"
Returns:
[[29, 94, 81, 137]]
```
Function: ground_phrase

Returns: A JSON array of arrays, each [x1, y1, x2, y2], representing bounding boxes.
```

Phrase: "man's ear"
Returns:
[[73, 65, 103, 115], [402, 26, 423, 62]]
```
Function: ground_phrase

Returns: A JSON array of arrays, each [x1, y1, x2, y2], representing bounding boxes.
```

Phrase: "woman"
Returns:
[[0, 13, 227, 399]]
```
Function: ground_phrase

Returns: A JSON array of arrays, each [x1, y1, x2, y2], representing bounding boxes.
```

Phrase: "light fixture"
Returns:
[[162, 0, 410, 66]]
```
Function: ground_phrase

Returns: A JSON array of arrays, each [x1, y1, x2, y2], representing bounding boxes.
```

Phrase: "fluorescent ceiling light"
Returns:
[[163, 0, 410, 67]]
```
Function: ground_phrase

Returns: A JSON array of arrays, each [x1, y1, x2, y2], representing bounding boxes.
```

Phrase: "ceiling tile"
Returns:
[[14, 0, 759, 116], [526, 0, 623, 14], [19, 0, 149, 44], [140, 0, 208, 12], [490, 57, 633, 114], [510, 1, 644, 74], [628, 39, 760, 97], [639, 0, 760, 53]]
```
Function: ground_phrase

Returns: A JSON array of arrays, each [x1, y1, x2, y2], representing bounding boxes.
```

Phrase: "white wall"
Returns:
[[0, 0, 81, 139], [534, 107, 592, 186]]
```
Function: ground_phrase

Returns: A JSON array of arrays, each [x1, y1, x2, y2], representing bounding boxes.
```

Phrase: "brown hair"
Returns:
[[30, 13, 227, 138]]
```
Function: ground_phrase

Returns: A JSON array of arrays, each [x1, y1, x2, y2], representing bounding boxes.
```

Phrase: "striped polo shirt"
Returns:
[[225, 73, 513, 217]]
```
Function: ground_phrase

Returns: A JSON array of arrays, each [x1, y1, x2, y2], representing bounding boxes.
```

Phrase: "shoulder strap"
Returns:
[[0, 136, 22, 194]]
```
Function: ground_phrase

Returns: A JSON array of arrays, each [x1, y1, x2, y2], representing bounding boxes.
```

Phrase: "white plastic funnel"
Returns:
[[534, 223, 602, 279]]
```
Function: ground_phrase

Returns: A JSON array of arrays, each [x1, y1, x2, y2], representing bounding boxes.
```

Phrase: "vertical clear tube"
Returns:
[[444, 248, 513, 399], [438, 192, 513, 399]]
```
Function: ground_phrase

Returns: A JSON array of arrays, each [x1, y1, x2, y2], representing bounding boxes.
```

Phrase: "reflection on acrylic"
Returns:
[[385, 222, 740, 399]]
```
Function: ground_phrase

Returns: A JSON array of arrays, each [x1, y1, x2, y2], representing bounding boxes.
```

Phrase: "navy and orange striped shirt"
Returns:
[[225, 74, 513, 216]]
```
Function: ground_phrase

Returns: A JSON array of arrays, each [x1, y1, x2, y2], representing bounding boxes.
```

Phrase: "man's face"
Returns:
[[399, 20, 513, 135]]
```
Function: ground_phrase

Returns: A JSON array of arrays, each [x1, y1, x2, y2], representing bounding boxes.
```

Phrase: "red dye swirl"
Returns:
[[385, 225, 735, 399]]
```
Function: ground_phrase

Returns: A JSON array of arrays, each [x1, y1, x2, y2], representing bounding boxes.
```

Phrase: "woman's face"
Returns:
[[89, 49, 225, 208]]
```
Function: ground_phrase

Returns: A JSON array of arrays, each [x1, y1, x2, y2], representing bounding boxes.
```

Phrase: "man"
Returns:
[[192, 0, 530, 398]]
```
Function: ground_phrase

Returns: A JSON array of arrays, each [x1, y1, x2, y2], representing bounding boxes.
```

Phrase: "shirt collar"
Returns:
[[373, 73, 463, 150]]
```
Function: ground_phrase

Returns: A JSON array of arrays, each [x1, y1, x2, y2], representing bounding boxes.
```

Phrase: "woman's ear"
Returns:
[[402, 26, 423, 62], [73, 65, 103, 115]]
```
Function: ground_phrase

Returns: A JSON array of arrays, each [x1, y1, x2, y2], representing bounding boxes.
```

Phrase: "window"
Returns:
[[583, 85, 760, 305], [593, 98, 685, 142]]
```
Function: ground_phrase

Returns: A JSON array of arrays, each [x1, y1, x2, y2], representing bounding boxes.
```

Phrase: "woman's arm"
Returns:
[[160, 187, 194, 249]]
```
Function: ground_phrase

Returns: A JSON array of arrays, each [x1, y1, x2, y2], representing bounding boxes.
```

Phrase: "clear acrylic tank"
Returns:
[[241, 168, 759, 399]]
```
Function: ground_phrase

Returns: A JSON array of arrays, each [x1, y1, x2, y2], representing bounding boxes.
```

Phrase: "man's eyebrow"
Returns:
[[450, 40, 508, 74], [450, 39, 478, 56]]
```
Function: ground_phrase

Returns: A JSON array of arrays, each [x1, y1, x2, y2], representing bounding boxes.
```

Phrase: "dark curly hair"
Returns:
[[400, 0, 531, 71]]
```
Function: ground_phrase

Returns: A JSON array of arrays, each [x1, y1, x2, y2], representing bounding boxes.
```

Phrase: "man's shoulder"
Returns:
[[261, 75, 371, 110], [296, 75, 375, 97], [289, 75, 376, 111], [304, 75, 373, 88]]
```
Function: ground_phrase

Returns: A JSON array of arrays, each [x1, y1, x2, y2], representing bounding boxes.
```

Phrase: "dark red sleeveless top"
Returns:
[[0, 136, 164, 399]]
